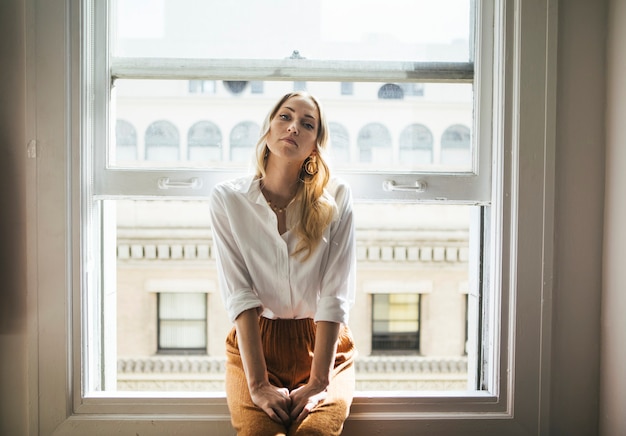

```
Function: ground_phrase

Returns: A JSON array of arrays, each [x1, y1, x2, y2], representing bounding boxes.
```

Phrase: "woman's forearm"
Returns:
[[234, 309, 292, 424], [309, 321, 341, 388], [234, 308, 269, 390]]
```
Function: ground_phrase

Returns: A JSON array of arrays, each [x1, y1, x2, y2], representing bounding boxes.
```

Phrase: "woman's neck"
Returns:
[[261, 157, 302, 201]]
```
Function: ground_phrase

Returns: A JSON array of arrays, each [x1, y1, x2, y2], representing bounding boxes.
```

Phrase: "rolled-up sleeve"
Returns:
[[314, 182, 356, 325], [209, 186, 263, 322]]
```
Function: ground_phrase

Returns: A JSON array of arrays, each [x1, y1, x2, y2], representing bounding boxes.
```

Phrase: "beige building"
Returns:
[[110, 68, 475, 392], [115, 200, 471, 392]]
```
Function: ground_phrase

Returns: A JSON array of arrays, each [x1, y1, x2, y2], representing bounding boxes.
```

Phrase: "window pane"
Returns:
[[110, 79, 473, 172], [113, 0, 471, 63], [109, 199, 476, 392], [187, 121, 222, 162], [115, 119, 137, 162], [159, 293, 206, 319], [441, 124, 472, 167], [399, 123, 434, 165], [159, 320, 206, 348], [145, 120, 179, 161]]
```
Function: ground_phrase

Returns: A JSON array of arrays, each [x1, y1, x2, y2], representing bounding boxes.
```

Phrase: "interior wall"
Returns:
[[0, 0, 28, 434], [0, 0, 620, 435], [600, 0, 626, 434], [552, 0, 606, 434]]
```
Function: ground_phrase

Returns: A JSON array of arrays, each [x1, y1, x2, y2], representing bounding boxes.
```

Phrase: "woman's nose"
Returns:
[[288, 122, 299, 135]]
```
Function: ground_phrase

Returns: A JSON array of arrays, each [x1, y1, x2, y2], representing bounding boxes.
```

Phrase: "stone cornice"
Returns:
[[116, 240, 469, 264], [118, 355, 468, 375]]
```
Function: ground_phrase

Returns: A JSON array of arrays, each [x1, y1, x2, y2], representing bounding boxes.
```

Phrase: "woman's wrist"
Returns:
[[307, 373, 330, 391], [248, 377, 271, 393]]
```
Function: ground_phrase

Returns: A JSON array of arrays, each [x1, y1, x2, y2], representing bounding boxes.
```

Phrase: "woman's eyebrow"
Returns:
[[284, 106, 317, 121]]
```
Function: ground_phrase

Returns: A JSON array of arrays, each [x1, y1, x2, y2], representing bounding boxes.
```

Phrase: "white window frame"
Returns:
[[29, 0, 555, 434], [98, 5, 489, 203]]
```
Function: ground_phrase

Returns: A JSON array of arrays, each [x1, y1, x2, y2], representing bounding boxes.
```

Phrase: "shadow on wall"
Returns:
[[0, 0, 27, 338]]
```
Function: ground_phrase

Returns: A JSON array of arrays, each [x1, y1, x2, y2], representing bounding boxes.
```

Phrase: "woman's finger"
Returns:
[[273, 405, 292, 424]]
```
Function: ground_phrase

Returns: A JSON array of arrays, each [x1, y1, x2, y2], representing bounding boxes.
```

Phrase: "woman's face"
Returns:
[[266, 95, 319, 166]]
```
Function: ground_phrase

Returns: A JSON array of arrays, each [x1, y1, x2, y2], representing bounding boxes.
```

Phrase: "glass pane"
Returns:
[[159, 320, 206, 348], [159, 293, 206, 319], [110, 79, 473, 172], [108, 199, 476, 392], [113, 0, 472, 62]]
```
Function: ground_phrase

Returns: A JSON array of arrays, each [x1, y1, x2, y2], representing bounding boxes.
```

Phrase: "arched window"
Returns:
[[145, 120, 179, 161], [378, 83, 404, 99], [357, 123, 392, 164], [399, 124, 433, 166], [223, 81, 248, 95], [230, 121, 260, 162], [115, 119, 137, 162], [187, 121, 222, 161], [328, 122, 350, 165], [441, 124, 471, 166]]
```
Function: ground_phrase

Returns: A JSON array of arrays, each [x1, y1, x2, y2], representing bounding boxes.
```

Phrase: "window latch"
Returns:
[[157, 177, 203, 190], [382, 180, 427, 193]]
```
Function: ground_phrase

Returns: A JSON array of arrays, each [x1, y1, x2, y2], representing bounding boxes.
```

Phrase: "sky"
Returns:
[[116, 0, 470, 46]]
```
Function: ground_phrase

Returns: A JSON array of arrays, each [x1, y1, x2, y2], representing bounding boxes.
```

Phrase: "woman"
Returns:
[[209, 91, 357, 436]]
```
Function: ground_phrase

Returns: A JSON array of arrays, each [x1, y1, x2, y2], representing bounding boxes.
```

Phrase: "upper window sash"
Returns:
[[93, 0, 493, 204]]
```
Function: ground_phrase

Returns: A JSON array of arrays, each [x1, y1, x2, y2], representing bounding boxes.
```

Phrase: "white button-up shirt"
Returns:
[[209, 175, 356, 325]]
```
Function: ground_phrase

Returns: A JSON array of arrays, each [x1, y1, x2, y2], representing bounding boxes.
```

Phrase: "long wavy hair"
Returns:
[[254, 91, 334, 260]]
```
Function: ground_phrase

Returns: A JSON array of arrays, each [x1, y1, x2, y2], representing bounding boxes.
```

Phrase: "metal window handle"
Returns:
[[157, 177, 203, 190], [382, 180, 427, 193]]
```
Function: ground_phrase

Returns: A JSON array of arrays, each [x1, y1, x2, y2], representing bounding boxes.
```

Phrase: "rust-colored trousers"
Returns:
[[225, 317, 356, 436]]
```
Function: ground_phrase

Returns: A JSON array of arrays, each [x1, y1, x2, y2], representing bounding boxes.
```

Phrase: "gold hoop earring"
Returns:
[[304, 155, 318, 176]]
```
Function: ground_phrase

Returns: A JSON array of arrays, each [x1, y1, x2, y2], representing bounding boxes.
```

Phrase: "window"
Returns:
[[145, 120, 179, 161], [441, 124, 471, 166], [188, 80, 216, 94], [401, 83, 425, 97], [103, 0, 480, 397], [378, 83, 404, 99], [293, 81, 307, 91], [33, 0, 558, 433], [223, 80, 248, 95], [187, 121, 222, 162], [358, 123, 393, 164], [229, 121, 260, 162], [250, 81, 264, 94], [341, 82, 354, 96], [104, 0, 482, 400], [328, 122, 350, 165], [399, 123, 434, 166], [371, 293, 420, 355], [157, 293, 207, 354], [115, 119, 137, 162]]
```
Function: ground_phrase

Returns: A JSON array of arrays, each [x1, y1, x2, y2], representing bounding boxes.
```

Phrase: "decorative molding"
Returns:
[[117, 240, 469, 264], [118, 355, 467, 375], [118, 356, 226, 374], [116, 356, 468, 392]]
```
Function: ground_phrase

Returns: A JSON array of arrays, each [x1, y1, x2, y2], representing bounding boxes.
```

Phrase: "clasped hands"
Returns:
[[250, 380, 327, 425]]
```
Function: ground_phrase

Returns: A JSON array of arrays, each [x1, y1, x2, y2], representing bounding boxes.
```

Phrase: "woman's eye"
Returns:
[[279, 114, 289, 120], [304, 123, 314, 130]]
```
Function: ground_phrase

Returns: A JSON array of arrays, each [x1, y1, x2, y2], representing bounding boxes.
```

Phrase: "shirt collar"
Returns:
[[242, 175, 266, 207]]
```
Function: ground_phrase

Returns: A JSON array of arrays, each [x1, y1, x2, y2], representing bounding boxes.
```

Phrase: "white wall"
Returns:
[[600, 0, 626, 434], [2, 0, 625, 434]]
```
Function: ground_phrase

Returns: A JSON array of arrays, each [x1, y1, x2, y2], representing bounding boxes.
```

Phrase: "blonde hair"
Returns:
[[254, 92, 334, 260]]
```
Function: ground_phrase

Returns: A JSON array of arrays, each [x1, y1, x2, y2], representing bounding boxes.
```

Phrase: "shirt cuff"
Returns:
[[226, 290, 263, 323], [314, 296, 351, 325]]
